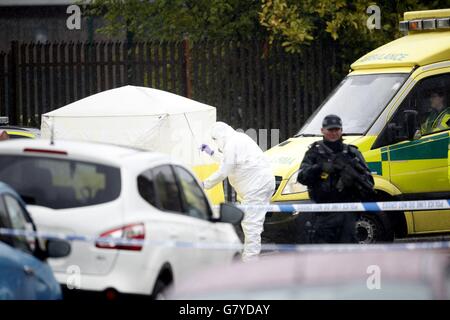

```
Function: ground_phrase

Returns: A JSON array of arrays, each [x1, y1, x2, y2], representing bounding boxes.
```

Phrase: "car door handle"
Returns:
[[198, 235, 207, 241], [169, 234, 178, 240], [23, 265, 35, 276]]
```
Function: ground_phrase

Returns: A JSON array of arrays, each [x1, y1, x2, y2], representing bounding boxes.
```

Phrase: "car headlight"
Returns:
[[281, 170, 308, 195]]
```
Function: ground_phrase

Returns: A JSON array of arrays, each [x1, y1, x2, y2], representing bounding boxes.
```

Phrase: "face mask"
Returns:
[[211, 122, 232, 151]]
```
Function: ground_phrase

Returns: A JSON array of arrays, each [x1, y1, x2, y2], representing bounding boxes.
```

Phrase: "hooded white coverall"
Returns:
[[203, 122, 275, 261]]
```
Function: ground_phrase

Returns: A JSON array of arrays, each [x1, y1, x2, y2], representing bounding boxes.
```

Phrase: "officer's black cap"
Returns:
[[322, 114, 342, 129]]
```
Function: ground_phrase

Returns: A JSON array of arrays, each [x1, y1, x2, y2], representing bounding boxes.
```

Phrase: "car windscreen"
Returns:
[[0, 155, 121, 209], [297, 73, 408, 136]]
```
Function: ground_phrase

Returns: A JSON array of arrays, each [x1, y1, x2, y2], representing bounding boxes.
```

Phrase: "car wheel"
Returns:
[[151, 279, 168, 300], [356, 213, 394, 243]]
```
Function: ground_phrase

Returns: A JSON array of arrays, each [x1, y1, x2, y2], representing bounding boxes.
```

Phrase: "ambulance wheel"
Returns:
[[356, 212, 394, 243]]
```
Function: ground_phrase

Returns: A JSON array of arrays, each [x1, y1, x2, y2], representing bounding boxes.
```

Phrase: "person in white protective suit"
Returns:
[[200, 122, 275, 262]]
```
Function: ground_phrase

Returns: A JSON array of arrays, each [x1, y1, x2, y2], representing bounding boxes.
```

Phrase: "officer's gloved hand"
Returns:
[[200, 144, 214, 156], [340, 171, 353, 187], [321, 162, 335, 173]]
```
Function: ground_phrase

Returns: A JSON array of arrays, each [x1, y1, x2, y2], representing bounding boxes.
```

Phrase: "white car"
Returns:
[[0, 139, 242, 299]]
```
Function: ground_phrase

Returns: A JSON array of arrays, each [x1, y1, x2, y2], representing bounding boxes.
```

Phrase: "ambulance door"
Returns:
[[383, 71, 450, 233]]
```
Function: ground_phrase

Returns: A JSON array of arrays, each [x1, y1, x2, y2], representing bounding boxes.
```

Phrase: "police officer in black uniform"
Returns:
[[297, 114, 375, 243]]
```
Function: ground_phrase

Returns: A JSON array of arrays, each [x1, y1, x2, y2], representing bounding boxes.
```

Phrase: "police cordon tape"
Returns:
[[2, 199, 450, 252], [225, 199, 450, 213], [2, 227, 450, 253]]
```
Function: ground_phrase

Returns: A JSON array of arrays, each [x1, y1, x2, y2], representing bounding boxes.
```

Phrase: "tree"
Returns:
[[82, 0, 449, 64], [259, 0, 449, 57], [81, 0, 265, 41]]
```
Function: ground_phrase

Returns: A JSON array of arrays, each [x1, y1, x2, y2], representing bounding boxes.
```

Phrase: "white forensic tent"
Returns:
[[40, 85, 224, 203]]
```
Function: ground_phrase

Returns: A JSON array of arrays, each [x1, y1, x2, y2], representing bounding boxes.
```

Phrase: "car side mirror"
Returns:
[[403, 109, 419, 140], [46, 239, 71, 258], [217, 203, 244, 225]]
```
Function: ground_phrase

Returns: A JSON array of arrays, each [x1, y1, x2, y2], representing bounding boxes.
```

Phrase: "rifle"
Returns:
[[333, 154, 375, 195], [316, 141, 375, 197]]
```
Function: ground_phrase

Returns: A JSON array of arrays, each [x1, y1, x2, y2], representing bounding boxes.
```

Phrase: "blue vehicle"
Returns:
[[0, 182, 70, 299]]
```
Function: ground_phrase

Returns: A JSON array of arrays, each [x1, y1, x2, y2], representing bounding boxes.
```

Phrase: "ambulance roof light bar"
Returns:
[[399, 17, 450, 33]]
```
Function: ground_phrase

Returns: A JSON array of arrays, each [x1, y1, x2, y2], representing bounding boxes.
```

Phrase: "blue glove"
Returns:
[[200, 144, 214, 156]]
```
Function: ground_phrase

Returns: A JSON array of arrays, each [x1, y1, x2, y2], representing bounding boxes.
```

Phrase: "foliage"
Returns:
[[82, 0, 450, 62], [259, 0, 449, 57], [81, 0, 264, 41]]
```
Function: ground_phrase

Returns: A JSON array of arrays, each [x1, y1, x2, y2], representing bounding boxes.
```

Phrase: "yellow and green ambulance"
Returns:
[[0, 117, 40, 139], [266, 9, 450, 243]]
